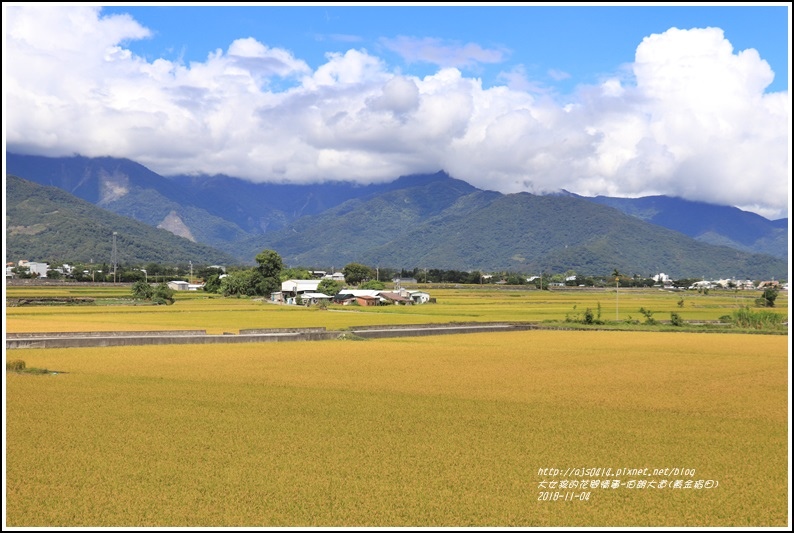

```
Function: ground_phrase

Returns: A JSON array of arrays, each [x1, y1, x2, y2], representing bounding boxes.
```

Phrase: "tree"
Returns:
[[254, 249, 283, 297], [220, 269, 260, 297], [317, 279, 343, 296], [756, 286, 779, 307], [670, 312, 685, 327], [280, 267, 311, 282], [131, 280, 154, 300], [203, 273, 223, 293], [254, 272, 280, 297], [360, 280, 386, 290], [255, 249, 283, 279], [343, 263, 373, 285], [197, 265, 225, 281], [152, 282, 175, 305]]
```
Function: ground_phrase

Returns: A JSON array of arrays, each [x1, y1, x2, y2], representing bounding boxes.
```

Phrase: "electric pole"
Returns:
[[112, 232, 118, 283]]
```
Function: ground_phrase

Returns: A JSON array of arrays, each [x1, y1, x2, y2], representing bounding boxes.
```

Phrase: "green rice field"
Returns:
[[4, 284, 791, 526]]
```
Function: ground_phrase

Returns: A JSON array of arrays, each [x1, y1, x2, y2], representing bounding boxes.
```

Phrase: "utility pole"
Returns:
[[613, 269, 620, 321], [112, 232, 118, 283], [189, 260, 193, 283]]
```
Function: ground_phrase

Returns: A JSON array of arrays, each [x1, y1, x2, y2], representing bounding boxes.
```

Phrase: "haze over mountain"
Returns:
[[5, 152, 788, 279]]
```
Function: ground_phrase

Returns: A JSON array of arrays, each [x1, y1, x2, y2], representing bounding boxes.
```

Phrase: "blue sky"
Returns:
[[4, 3, 792, 219], [100, 4, 790, 95]]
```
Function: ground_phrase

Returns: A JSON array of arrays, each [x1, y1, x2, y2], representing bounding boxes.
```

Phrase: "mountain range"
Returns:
[[5, 175, 238, 266], [5, 152, 789, 279]]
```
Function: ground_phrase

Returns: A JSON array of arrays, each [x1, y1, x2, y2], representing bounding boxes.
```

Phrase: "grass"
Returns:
[[5, 359, 53, 374], [5, 331, 789, 527]]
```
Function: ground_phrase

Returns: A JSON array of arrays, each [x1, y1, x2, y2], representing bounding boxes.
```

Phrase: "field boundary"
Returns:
[[6, 323, 538, 349]]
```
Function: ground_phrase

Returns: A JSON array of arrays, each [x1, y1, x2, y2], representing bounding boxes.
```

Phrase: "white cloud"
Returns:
[[4, 7, 790, 219], [547, 68, 571, 81], [381, 36, 508, 69], [496, 65, 548, 94]]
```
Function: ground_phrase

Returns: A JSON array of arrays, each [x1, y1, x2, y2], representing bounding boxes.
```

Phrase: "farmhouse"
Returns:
[[355, 295, 380, 306], [403, 289, 431, 304], [274, 286, 434, 307], [378, 292, 413, 305], [281, 279, 322, 304], [332, 292, 356, 305], [299, 292, 333, 306], [168, 280, 190, 291], [337, 289, 381, 299]]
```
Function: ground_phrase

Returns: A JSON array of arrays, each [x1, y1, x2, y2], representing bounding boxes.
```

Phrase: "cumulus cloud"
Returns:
[[4, 7, 790, 219]]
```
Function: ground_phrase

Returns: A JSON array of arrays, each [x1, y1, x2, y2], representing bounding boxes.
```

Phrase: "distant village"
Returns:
[[6, 261, 787, 306], [273, 275, 433, 307]]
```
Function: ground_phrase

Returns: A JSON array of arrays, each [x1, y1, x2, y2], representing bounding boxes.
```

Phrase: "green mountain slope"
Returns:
[[235, 176, 488, 265], [585, 194, 788, 260], [250, 189, 787, 279], [5, 175, 238, 265]]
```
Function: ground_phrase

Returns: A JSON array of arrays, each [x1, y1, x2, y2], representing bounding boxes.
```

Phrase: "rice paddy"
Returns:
[[4, 285, 790, 526], [5, 284, 787, 334]]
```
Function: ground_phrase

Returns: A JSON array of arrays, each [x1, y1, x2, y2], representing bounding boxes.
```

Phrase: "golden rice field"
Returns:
[[4, 284, 790, 526], [5, 330, 788, 527], [5, 284, 787, 334]]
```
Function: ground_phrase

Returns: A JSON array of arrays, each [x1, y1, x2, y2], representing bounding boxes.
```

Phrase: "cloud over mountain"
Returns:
[[5, 6, 789, 219]]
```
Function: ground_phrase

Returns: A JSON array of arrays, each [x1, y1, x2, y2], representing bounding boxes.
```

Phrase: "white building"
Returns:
[[167, 280, 190, 291], [281, 279, 322, 304], [282, 279, 321, 294], [23, 261, 49, 278], [401, 289, 431, 304]]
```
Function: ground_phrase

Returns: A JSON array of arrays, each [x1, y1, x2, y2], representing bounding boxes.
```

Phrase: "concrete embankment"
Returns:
[[6, 323, 537, 349]]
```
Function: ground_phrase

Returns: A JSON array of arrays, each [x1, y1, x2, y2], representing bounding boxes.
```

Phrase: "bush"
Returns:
[[153, 283, 175, 304], [7, 359, 26, 372], [639, 307, 656, 325], [730, 306, 785, 329], [670, 312, 685, 327]]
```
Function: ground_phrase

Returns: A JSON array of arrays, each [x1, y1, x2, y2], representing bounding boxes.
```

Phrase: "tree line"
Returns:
[[13, 251, 779, 303]]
